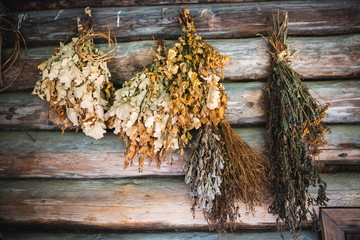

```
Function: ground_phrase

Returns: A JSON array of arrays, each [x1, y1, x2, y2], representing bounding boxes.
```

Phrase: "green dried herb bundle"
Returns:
[[177, 8, 269, 229], [184, 125, 224, 214], [106, 40, 178, 168], [263, 12, 329, 236]]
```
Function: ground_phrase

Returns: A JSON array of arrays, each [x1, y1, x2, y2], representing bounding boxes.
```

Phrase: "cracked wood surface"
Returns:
[[0, 125, 359, 178], [0, 81, 358, 132], [5, 1, 360, 47], [0, 173, 359, 231], [3, 35, 360, 91]]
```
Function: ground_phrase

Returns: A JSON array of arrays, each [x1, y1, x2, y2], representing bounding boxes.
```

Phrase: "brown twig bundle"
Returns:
[[203, 119, 269, 229], [219, 119, 269, 210], [0, 16, 27, 92], [74, 27, 117, 62], [262, 12, 329, 237]]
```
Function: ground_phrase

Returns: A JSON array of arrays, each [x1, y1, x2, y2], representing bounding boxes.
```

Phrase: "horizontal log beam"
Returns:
[[0, 231, 318, 240], [0, 80, 359, 133], [0, 125, 359, 178], [3, 35, 360, 92], [0, 173, 359, 231], [4, 0, 282, 11], [6, 1, 360, 47]]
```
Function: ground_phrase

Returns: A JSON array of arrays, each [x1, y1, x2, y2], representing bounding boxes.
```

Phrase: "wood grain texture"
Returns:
[[4, 0, 285, 11], [0, 125, 358, 178], [0, 80, 358, 133], [2, 231, 318, 240], [321, 208, 360, 240], [0, 173, 359, 231], [6, 1, 360, 47], [3, 34, 360, 92]]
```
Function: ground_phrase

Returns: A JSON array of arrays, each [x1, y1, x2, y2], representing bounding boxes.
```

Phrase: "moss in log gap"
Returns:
[[262, 12, 329, 238]]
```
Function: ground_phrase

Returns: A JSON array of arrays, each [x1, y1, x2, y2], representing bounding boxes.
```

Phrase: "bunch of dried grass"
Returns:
[[262, 12, 329, 237]]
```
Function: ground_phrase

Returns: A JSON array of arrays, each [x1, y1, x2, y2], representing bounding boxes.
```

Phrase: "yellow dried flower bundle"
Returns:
[[165, 8, 229, 152]]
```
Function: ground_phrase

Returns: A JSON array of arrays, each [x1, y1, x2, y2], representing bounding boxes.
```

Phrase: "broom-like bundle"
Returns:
[[263, 12, 329, 237], [32, 7, 116, 139], [203, 119, 269, 228]]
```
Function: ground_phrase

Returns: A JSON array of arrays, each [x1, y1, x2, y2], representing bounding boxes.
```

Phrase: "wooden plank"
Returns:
[[321, 208, 360, 240], [0, 125, 358, 178], [6, 1, 360, 47], [1, 231, 318, 240], [0, 80, 358, 132], [0, 173, 359, 231], [3, 35, 360, 92], [321, 210, 346, 240], [3, 0, 285, 11]]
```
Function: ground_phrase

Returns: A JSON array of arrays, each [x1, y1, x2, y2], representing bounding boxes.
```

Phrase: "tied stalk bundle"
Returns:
[[263, 12, 329, 237], [105, 39, 179, 168], [175, 8, 269, 228], [32, 7, 116, 139]]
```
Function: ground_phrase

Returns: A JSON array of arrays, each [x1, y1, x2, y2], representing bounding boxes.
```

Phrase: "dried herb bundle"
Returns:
[[184, 125, 224, 213], [263, 12, 329, 236], [217, 120, 269, 211], [185, 119, 269, 229], [165, 8, 229, 152], [176, 8, 269, 228], [32, 8, 116, 139], [106, 40, 179, 168]]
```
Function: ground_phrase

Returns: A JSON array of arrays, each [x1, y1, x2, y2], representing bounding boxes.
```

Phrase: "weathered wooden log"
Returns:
[[0, 125, 358, 178], [0, 231, 318, 240], [4, 0, 285, 11], [0, 173, 359, 231], [5, 1, 360, 47], [0, 80, 358, 133], [3, 35, 360, 92]]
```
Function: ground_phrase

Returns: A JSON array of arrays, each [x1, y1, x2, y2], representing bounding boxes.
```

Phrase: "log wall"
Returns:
[[0, 0, 359, 239]]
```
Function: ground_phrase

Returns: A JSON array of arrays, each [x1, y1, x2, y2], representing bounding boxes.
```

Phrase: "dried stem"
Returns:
[[0, 17, 27, 92]]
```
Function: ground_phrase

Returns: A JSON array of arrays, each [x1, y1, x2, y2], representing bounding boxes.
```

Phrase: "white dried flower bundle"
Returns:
[[32, 37, 113, 139], [106, 40, 179, 168]]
